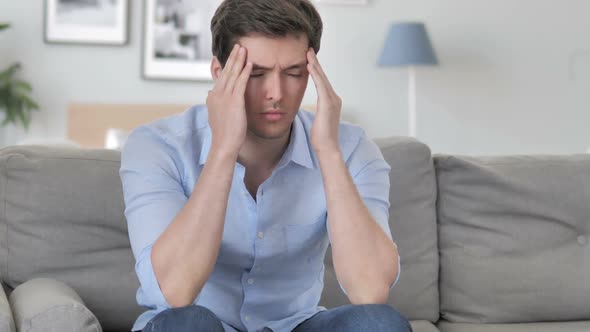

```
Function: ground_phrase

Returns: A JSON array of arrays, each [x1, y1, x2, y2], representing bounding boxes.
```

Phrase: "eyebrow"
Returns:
[[251, 62, 307, 71]]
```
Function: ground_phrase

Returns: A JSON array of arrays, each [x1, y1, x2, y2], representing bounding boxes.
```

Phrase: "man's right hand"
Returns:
[[206, 44, 253, 156]]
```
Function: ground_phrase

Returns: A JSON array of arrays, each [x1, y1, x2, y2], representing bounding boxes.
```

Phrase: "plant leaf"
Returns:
[[0, 58, 40, 129], [17, 106, 30, 130], [0, 63, 21, 83], [14, 80, 32, 92], [0, 23, 9, 31]]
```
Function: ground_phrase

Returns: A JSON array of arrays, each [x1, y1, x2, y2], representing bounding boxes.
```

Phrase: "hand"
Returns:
[[307, 48, 342, 155], [207, 44, 253, 156]]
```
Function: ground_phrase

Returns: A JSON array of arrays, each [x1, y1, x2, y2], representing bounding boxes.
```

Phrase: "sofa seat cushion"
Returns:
[[411, 320, 441, 332], [438, 321, 590, 332], [9, 278, 102, 332]]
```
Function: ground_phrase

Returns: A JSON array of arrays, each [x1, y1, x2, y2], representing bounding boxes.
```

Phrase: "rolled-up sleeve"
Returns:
[[119, 127, 188, 309], [347, 132, 400, 289]]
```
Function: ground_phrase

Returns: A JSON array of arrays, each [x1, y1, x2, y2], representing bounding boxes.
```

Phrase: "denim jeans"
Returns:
[[141, 304, 412, 332], [293, 304, 412, 332], [141, 306, 224, 332]]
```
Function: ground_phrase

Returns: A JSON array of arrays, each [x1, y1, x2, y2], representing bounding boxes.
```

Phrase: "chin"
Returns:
[[247, 114, 296, 140], [248, 125, 292, 140]]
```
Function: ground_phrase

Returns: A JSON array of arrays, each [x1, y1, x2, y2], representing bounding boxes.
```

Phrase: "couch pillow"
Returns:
[[436, 154, 590, 323], [0, 146, 144, 331], [9, 278, 101, 332], [0, 282, 15, 332]]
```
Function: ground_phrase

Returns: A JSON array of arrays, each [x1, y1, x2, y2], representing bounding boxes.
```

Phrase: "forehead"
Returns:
[[238, 33, 309, 68]]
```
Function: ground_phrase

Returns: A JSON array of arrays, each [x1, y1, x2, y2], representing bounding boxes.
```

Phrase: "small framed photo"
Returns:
[[142, 0, 222, 81], [44, 0, 129, 45]]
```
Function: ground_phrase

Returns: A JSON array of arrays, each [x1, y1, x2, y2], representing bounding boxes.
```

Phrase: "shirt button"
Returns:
[[244, 315, 250, 321], [257, 231, 264, 239], [578, 235, 587, 246], [247, 278, 254, 284]]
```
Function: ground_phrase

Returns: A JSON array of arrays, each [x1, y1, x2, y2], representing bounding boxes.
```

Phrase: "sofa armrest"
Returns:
[[9, 278, 102, 332], [0, 282, 16, 332]]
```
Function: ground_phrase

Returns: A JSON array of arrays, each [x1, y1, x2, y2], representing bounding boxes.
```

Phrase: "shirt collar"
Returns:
[[198, 111, 314, 169], [277, 112, 315, 170]]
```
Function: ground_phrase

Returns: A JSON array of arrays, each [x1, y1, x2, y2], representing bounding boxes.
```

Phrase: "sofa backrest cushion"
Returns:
[[435, 154, 590, 323], [321, 137, 440, 322], [0, 146, 143, 332]]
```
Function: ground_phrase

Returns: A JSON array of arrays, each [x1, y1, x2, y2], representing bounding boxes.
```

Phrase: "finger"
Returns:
[[222, 46, 245, 92], [308, 63, 329, 102], [225, 47, 247, 94], [233, 61, 253, 95], [218, 44, 240, 90], [310, 48, 340, 103], [307, 49, 336, 96], [307, 54, 330, 100], [216, 44, 240, 91]]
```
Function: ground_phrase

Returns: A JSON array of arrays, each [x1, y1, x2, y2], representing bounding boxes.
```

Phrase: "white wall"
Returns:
[[1, 0, 589, 155]]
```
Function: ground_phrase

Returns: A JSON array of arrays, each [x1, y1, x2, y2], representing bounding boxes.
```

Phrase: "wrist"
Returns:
[[315, 147, 343, 163], [208, 142, 240, 164]]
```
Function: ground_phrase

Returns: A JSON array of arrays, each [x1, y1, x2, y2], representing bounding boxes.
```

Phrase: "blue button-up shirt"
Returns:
[[120, 105, 398, 332]]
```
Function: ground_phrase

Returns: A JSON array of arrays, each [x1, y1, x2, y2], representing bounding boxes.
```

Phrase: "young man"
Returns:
[[120, 0, 411, 331]]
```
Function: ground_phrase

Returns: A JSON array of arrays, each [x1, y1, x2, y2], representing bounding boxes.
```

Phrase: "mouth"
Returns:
[[260, 110, 285, 121]]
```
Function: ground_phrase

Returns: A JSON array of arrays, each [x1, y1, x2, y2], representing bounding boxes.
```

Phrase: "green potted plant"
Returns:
[[0, 23, 39, 131]]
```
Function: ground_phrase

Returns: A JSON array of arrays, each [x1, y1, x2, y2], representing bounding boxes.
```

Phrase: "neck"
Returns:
[[237, 126, 292, 171]]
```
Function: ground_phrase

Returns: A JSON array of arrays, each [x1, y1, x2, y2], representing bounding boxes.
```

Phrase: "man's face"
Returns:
[[237, 34, 310, 140]]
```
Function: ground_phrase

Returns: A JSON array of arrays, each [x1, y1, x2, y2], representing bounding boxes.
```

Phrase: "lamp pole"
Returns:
[[408, 65, 416, 137]]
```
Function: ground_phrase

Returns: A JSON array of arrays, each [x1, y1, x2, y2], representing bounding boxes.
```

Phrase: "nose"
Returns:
[[265, 72, 283, 103]]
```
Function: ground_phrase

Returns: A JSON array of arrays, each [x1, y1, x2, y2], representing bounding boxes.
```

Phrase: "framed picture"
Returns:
[[44, 0, 129, 45], [142, 0, 222, 81]]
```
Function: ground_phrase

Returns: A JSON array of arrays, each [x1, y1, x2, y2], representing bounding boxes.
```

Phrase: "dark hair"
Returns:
[[211, 0, 323, 67]]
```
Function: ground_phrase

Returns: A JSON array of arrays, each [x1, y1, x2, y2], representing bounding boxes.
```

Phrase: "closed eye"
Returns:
[[249, 71, 304, 78]]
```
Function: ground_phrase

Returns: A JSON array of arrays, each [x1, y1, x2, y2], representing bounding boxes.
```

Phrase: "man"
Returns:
[[120, 0, 412, 331]]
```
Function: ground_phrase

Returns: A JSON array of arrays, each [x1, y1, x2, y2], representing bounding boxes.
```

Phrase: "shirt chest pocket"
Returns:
[[284, 217, 330, 283], [286, 218, 327, 252]]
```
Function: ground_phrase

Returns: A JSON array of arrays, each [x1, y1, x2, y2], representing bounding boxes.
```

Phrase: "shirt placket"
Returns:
[[238, 165, 268, 330]]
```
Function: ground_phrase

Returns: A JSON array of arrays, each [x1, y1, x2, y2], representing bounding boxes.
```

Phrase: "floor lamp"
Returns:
[[378, 22, 438, 138]]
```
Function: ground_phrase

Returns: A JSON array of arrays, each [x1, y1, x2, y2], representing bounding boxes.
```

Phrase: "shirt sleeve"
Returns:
[[119, 126, 188, 309], [345, 131, 401, 290]]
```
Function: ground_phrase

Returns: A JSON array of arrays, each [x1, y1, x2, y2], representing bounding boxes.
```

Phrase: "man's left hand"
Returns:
[[307, 48, 342, 155]]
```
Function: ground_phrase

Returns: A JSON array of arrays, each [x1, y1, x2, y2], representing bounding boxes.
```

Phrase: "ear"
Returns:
[[211, 56, 223, 82]]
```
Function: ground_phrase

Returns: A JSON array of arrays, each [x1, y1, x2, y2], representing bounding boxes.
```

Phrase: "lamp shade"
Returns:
[[378, 22, 438, 67]]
